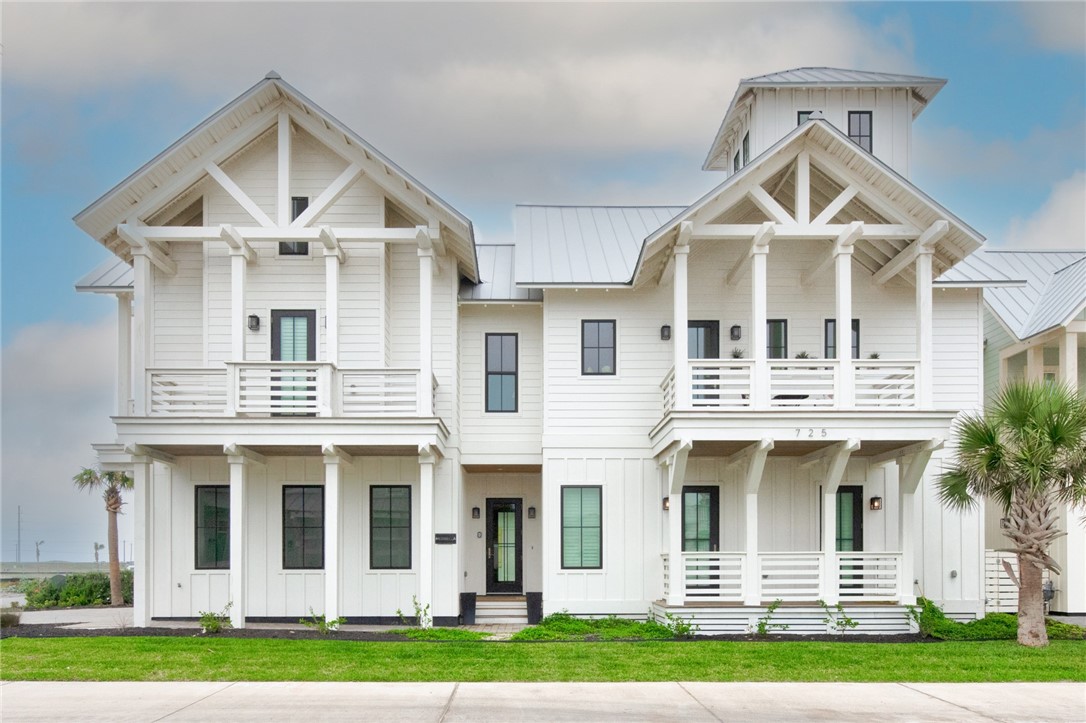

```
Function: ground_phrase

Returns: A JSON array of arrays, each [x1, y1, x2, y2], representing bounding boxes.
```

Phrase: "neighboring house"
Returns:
[[76, 68, 1011, 633], [964, 250, 1085, 615]]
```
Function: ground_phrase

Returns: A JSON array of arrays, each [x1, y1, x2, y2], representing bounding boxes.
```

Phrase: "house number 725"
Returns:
[[796, 428, 828, 438]]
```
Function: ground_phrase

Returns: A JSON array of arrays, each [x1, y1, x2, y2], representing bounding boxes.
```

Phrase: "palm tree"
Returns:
[[938, 381, 1086, 647], [74, 468, 134, 606]]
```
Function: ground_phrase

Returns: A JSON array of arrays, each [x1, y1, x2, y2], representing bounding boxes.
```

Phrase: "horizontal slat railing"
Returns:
[[854, 361, 918, 409], [680, 552, 746, 602], [147, 368, 228, 415], [836, 552, 901, 601], [691, 360, 753, 409], [341, 368, 420, 415], [759, 552, 823, 601], [231, 362, 325, 416], [661, 367, 676, 413], [661, 554, 670, 599], [768, 360, 837, 408]]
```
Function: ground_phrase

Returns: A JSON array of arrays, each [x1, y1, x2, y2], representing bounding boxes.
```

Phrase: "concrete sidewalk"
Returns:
[[1, 682, 1083, 722]]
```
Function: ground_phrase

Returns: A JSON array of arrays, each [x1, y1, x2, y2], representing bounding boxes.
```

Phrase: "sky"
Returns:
[[1, 2, 1084, 562]]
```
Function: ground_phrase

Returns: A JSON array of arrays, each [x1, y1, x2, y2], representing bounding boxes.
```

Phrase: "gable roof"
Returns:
[[74, 71, 477, 279], [514, 205, 685, 286], [978, 250, 1086, 340], [705, 66, 946, 171], [74, 256, 133, 293]]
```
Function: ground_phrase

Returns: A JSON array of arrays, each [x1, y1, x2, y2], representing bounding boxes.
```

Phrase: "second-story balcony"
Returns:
[[661, 358, 919, 413], [145, 363, 436, 418]]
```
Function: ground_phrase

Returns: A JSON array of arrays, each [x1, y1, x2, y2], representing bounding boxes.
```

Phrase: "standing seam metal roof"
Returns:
[[979, 251, 1086, 340]]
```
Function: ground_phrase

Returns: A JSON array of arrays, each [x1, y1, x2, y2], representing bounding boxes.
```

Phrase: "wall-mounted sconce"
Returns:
[[662, 497, 670, 511], [660, 325, 672, 341], [528, 506, 536, 519], [730, 324, 742, 341], [869, 496, 883, 511], [247, 314, 260, 332], [471, 507, 480, 519]]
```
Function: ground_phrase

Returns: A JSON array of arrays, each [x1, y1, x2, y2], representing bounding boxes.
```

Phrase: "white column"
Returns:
[[131, 456, 153, 627], [323, 453, 343, 622], [131, 253, 152, 415], [1059, 331, 1079, 388], [835, 245, 854, 407], [751, 247, 770, 409], [744, 491, 760, 605], [117, 294, 132, 416], [1026, 344, 1045, 381], [418, 449, 435, 627], [821, 485, 839, 604], [673, 243, 690, 410], [667, 487, 683, 606], [325, 252, 340, 367], [915, 249, 933, 408], [418, 247, 434, 417], [230, 252, 247, 362], [227, 455, 248, 629], [898, 469, 918, 605]]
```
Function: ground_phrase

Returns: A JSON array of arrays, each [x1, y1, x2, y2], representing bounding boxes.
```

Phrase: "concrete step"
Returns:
[[474, 615, 529, 624]]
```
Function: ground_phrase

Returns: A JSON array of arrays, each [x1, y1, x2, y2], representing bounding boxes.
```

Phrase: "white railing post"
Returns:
[[751, 245, 770, 409], [316, 364, 333, 417], [916, 249, 933, 408], [225, 363, 238, 416], [835, 243, 854, 408], [673, 229, 691, 411], [131, 252, 153, 417]]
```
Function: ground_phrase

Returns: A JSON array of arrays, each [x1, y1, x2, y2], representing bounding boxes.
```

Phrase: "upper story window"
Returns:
[[485, 333, 518, 413], [582, 320, 616, 375], [825, 319, 860, 360], [280, 196, 310, 255], [847, 111, 873, 153], [767, 319, 788, 359], [742, 132, 750, 166], [195, 486, 229, 570], [283, 485, 324, 570], [797, 110, 815, 125]]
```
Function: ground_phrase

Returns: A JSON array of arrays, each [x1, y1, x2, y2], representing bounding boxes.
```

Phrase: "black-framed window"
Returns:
[[767, 319, 788, 359], [280, 196, 310, 255], [798, 110, 815, 125], [581, 320, 616, 375], [485, 333, 518, 413], [742, 132, 750, 166], [195, 486, 229, 570], [283, 486, 324, 570], [825, 319, 861, 360], [848, 111, 872, 153], [561, 486, 602, 569], [733, 149, 740, 173], [688, 321, 720, 360], [370, 486, 411, 569]]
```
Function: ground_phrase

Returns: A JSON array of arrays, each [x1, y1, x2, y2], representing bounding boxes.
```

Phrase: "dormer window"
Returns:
[[848, 111, 873, 153]]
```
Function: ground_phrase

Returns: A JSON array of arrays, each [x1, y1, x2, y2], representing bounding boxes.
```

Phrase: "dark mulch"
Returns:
[[1, 624, 933, 643]]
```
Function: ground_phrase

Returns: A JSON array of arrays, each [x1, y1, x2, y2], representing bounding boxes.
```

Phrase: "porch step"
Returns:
[[475, 596, 528, 624]]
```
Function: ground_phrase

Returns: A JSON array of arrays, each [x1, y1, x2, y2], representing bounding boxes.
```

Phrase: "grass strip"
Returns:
[[1, 638, 1083, 682]]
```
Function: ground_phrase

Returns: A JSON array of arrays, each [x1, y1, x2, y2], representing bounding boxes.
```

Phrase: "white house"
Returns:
[[76, 67, 1022, 633]]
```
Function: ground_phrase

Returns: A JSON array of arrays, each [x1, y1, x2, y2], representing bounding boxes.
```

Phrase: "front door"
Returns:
[[486, 498, 522, 594], [689, 321, 721, 403], [682, 486, 720, 552], [835, 486, 864, 552], [271, 310, 316, 416]]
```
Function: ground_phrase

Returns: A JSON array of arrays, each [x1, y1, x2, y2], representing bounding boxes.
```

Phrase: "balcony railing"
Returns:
[[145, 364, 428, 417], [662, 359, 919, 412], [662, 551, 903, 604]]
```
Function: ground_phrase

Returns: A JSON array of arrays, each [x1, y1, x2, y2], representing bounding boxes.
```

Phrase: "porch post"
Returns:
[[1026, 344, 1045, 381], [322, 446, 347, 622], [117, 294, 133, 416], [751, 243, 770, 409], [667, 488, 684, 606], [131, 455, 153, 627], [131, 252, 153, 415], [325, 250, 340, 368], [819, 440, 859, 604], [915, 248, 933, 408], [418, 229, 434, 417], [897, 457, 924, 606], [1059, 331, 1079, 388], [673, 229, 691, 410], [834, 240, 854, 407], [418, 446, 436, 627], [230, 250, 247, 362], [743, 439, 772, 606], [227, 454, 249, 629]]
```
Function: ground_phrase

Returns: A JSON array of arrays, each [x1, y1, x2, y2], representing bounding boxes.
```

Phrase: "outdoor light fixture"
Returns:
[[660, 325, 672, 341], [869, 496, 883, 511], [528, 506, 536, 519], [730, 325, 742, 341], [247, 314, 260, 331], [662, 497, 670, 511], [471, 507, 480, 519]]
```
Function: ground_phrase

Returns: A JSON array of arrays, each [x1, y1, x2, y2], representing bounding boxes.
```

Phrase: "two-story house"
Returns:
[[77, 68, 1008, 633]]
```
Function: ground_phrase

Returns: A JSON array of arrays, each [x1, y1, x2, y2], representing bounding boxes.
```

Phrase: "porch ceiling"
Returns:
[[689, 438, 931, 459], [129, 443, 419, 458]]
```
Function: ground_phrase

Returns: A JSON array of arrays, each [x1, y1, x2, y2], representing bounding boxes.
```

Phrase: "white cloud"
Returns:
[[1004, 171, 1086, 249], [1019, 2, 1086, 53], [0, 316, 129, 562]]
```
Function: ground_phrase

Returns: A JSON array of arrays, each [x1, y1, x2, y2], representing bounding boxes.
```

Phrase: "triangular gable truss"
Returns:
[[637, 119, 983, 288]]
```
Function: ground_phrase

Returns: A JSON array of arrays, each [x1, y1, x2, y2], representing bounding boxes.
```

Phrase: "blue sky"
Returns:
[[1, 2, 1083, 561]]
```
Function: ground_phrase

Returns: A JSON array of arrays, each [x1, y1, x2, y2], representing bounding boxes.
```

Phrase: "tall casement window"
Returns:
[[195, 486, 230, 569], [797, 110, 815, 125], [767, 319, 788, 359], [485, 333, 518, 413], [742, 132, 750, 166], [370, 486, 411, 569], [279, 196, 310, 255], [847, 111, 873, 153], [824, 319, 861, 359], [282, 486, 324, 570], [581, 320, 616, 375], [561, 486, 602, 569]]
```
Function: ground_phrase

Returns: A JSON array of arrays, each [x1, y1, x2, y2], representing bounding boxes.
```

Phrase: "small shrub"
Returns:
[[300, 607, 346, 635], [198, 602, 233, 634], [905, 597, 1086, 641], [751, 599, 789, 636], [818, 599, 859, 634], [509, 611, 678, 641], [19, 571, 133, 608], [396, 596, 433, 629], [0, 607, 22, 628], [661, 610, 699, 637]]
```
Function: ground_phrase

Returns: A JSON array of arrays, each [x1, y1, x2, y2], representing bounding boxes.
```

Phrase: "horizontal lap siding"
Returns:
[[154, 243, 203, 366], [982, 310, 1014, 406], [933, 289, 982, 412], [460, 305, 543, 456], [389, 245, 419, 366]]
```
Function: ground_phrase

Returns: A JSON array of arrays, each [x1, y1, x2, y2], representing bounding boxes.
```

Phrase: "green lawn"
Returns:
[[2, 637, 1083, 682]]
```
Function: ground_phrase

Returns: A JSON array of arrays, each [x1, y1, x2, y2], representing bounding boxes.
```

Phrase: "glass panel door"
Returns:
[[486, 498, 523, 593], [271, 310, 316, 416], [682, 486, 719, 552]]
